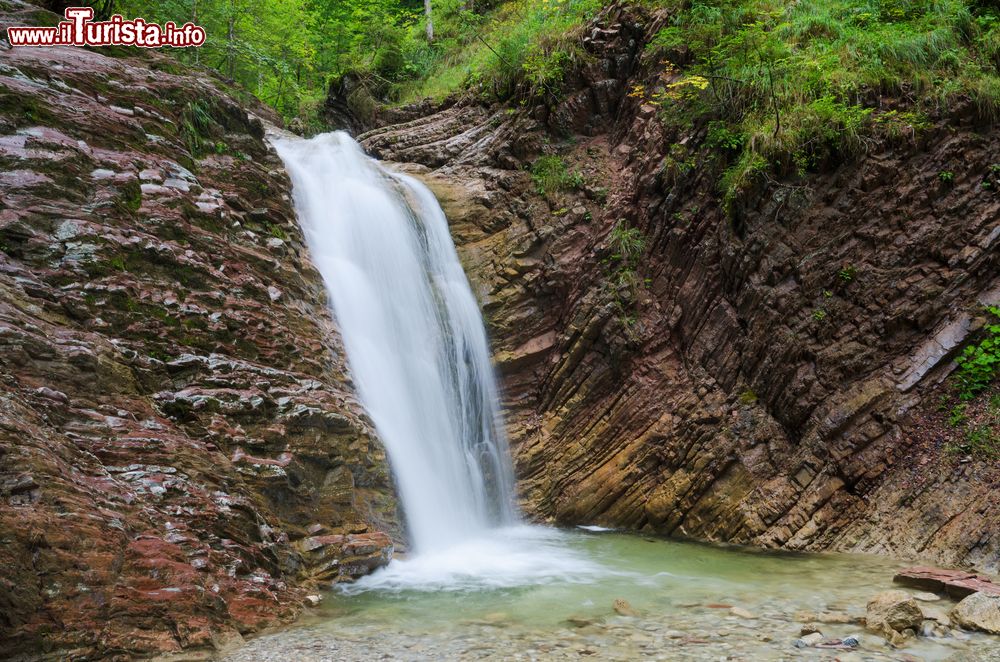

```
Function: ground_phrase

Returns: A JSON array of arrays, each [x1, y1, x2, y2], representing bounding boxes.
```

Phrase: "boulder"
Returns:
[[951, 592, 1000, 634], [866, 590, 923, 637]]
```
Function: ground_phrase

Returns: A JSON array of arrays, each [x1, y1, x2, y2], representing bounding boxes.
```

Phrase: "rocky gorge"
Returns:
[[1, 0, 1000, 659], [360, 2, 1000, 573]]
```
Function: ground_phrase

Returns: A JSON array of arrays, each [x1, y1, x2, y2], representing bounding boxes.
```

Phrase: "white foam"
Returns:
[[340, 526, 611, 594]]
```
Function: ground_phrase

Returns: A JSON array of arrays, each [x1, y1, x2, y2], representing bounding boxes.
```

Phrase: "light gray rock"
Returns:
[[951, 592, 1000, 634], [793, 632, 824, 648]]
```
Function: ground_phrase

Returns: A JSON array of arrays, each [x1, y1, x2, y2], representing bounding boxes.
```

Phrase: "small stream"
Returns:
[[223, 528, 996, 661]]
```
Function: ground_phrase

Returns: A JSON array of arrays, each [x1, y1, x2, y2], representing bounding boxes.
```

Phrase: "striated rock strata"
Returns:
[[362, 3, 1000, 573], [0, 2, 395, 658]]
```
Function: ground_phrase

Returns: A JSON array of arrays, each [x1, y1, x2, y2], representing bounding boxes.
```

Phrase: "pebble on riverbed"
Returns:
[[794, 632, 824, 647], [794, 632, 862, 650]]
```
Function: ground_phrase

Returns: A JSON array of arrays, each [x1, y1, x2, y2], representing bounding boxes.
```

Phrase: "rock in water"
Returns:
[[951, 592, 1000, 634], [912, 591, 943, 602], [565, 616, 598, 628], [613, 598, 638, 617], [919, 604, 952, 626], [866, 590, 923, 638], [894, 567, 1000, 599], [793, 632, 824, 648]]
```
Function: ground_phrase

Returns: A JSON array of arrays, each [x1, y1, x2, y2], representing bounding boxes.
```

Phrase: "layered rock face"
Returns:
[[363, 3, 1000, 573], [0, 3, 395, 657]]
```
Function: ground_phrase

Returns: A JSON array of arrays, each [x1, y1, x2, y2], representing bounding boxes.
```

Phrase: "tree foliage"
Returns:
[[82, 0, 1000, 134], [94, 0, 602, 121], [105, 0, 426, 121]]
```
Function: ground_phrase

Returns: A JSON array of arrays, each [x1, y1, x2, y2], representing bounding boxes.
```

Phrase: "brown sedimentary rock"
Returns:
[[866, 590, 923, 635], [362, 1, 1000, 574]]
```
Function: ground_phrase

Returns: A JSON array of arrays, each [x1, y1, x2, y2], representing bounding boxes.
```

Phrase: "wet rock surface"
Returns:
[[866, 590, 924, 643], [951, 592, 1000, 635], [895, 566, 1000, 599], [362, 2, 1000, 573], [0, 2, 396, 658]]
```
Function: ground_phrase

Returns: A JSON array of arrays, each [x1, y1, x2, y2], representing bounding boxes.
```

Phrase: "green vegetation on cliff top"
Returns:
[[642, 0, 1000, 209], [107, 1, 1000, 163]]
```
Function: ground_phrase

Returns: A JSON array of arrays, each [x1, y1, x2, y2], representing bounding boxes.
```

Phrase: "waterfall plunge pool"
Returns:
[[222, 527, 998, 661]]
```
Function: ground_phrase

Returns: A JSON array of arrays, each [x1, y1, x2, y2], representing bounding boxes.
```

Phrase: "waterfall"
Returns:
[[273, 132, 517, 554]]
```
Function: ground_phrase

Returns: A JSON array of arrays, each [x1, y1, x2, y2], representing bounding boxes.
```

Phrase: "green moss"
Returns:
[[182, 316, 208, 331], [0, 85, 56, 127], [119, 248, 210, 291], [266, 223, 288, 240], [116, 180, 143, 215], [107, 292, 141, 313]]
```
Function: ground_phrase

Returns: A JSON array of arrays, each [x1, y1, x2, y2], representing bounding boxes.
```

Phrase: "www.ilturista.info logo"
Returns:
[[6, 7, 206, 48]]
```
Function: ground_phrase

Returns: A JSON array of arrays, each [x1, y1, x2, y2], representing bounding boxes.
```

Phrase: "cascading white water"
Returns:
[[273, 132, 517, 553], [274, 132, 603, 592]]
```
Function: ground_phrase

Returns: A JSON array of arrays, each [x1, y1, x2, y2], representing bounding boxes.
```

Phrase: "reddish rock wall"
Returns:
[[0, 3, 396, 658]]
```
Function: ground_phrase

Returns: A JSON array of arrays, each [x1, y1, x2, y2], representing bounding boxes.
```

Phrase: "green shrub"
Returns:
[[954, 306, 1000, 400], [706, 121, 746, 152], [838, 265, 858, 282], [523, 47, 571, 94], [603, 219, 648, 338]]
